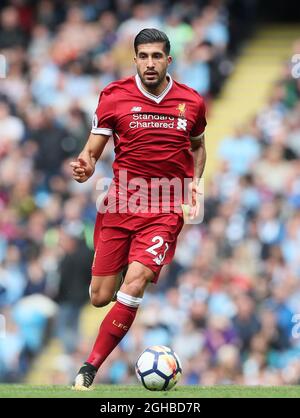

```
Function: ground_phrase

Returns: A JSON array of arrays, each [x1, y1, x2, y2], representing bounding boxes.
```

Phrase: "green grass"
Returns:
[[0, 384, 300, 398]]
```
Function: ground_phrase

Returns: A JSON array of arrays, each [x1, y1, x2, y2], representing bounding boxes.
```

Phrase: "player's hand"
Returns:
[[70, 156, 94, 183], [189, 181, 202, 219]]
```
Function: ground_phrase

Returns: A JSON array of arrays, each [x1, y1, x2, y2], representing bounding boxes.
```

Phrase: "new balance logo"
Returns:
[[131, 106, 142, 112]]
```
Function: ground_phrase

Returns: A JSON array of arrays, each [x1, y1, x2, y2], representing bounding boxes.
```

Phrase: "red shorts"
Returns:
[[92, 211, 184, 283]]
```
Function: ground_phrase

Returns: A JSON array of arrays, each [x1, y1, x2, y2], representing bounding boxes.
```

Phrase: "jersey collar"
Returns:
[[135, 73, 173, 104]]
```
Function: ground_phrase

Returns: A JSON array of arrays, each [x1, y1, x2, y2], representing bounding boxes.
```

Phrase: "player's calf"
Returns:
[[111, 266, 128, 301], [89, 274, 120, 307], [89, 289, 113, 307]]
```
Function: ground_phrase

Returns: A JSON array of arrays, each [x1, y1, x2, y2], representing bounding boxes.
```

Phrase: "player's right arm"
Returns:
[[70, 133, 109, 183], [70, 86, 115, 182]]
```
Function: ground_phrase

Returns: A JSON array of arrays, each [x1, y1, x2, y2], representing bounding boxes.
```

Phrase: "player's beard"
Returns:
[[138, 67, 167, 92]]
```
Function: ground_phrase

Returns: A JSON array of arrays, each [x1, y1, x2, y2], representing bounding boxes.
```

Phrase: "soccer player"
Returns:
[[70, 28, 207, 390]]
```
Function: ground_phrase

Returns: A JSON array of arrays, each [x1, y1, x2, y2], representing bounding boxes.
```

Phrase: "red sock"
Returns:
[[86, 300, 138, 369]]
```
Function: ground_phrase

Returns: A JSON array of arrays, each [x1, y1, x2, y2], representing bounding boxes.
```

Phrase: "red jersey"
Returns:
[[92, 74, 206, 212]]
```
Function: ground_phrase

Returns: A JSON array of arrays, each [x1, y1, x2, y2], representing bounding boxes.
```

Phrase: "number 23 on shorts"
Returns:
[[145, 235, 169, 266]]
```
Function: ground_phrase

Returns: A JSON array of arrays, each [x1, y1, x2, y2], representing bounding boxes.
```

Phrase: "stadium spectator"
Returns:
[[55, 226, 93, 354]]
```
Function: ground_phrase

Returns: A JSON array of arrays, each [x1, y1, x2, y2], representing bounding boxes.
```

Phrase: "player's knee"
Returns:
[[121, 270, 152, 297]]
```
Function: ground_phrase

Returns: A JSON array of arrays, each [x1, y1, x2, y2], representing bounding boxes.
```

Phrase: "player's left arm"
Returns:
[[190, 133, 206, 180], [185, 97, 207, 220], [188, 134, 206, 218], [189, 96, 207, 182]]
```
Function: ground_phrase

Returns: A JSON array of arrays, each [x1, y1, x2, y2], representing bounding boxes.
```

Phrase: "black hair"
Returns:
[[134, 28, 170, 55]]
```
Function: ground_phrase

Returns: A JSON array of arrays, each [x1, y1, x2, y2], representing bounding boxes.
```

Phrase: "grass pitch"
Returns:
[[0, 384, 300, 398]]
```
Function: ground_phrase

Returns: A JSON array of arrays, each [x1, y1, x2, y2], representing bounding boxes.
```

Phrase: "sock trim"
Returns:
[[117, 291, 142, 308]]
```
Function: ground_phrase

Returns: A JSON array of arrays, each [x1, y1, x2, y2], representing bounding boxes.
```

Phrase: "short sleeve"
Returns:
[[91, 90, 115, 136], [190, 99, 207, 140]]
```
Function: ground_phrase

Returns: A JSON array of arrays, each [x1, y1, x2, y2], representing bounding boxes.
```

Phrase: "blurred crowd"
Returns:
[[1, 0, 300, 388]]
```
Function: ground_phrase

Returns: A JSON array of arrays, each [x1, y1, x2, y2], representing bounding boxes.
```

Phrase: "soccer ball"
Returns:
[[135, 345, 182, 391]]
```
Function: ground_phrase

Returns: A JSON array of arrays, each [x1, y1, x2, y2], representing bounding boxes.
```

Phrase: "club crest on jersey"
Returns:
[[176, 103, 187, 131], [176, 103, 186, 117]]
